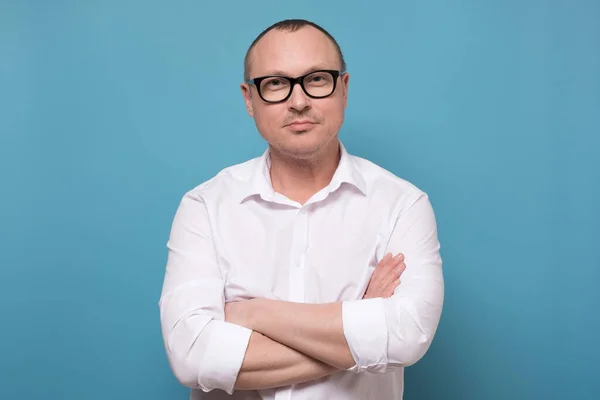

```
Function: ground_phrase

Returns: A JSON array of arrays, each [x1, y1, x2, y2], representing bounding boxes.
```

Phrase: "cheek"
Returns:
[[253, 106, 283, 137], [321, 101, 346, 130]]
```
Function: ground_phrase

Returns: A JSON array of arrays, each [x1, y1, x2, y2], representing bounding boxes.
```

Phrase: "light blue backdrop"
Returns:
[[1, 1, 599, 399]]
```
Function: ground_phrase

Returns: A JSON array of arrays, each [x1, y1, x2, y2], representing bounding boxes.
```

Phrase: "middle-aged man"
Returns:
[[159, 19, 444, 400]]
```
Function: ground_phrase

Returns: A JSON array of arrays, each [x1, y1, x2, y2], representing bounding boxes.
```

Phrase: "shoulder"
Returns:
[[350, 154, 438, 230], [351, 154, 426, 203], [182, 155, 261, 202]]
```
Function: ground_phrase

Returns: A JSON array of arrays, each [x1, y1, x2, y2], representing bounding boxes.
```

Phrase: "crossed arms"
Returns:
[[158, 190, 444, 394], [227, 250, 406, 389]]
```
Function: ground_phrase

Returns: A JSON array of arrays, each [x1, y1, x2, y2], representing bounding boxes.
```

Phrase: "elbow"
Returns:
[[172, 367, 198, 390], [166, 341, 224, 392], [387, 317, 439, 368], [166, 344, 201, 389], [162, 317, 245, 394], [161, 317, 210, 390], [394, 333, 433, 367], [359, 333, 433, 374], [386, 291, 443, 368]]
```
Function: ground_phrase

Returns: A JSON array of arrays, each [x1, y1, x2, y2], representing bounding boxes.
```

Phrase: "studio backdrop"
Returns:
[[1, 1, 598, 399]]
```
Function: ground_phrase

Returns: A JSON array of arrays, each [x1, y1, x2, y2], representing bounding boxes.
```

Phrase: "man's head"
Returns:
[[241, 19, 349, 160]]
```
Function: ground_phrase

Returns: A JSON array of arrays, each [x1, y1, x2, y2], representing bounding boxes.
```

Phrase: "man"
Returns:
[[159, 19, 444, 399]]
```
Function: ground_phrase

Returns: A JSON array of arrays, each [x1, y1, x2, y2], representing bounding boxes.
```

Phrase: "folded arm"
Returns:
[[232, 191, 445, 373], [159, 191, 339, 394], [235, 331, 338, 390]]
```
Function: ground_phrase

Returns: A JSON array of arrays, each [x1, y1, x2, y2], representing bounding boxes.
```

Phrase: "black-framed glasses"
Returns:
[[246, 69, 344, 103]]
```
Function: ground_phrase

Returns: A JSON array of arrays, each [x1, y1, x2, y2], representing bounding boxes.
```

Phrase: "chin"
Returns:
[[279, 133, 336, 157]]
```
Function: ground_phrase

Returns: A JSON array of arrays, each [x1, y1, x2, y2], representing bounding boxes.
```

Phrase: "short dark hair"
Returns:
[[243, 19, 346, 81]]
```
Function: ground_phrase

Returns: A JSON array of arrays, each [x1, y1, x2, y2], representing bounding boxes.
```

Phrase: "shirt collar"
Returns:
[[237, 140, 367, 204]]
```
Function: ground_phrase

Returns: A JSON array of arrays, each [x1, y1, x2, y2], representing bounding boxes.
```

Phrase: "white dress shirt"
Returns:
[[159, 141, 444, 400]]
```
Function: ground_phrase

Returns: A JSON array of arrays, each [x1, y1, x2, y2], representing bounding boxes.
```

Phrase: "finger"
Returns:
[[382, 253, 404, 271], [395, 262, 406, 276], [382, 254, 401, 270], [384, 278, 401, 297], [382, 262, 405, 281], [384, 268, 402, 288], [378, 253, 393, 267], [392, 253, 405, 265]]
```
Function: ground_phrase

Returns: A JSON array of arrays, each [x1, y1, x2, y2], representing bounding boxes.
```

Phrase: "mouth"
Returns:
[[285, 120, 317, 131]]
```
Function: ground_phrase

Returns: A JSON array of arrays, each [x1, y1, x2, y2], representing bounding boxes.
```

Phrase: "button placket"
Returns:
[[277, 207, 309, 400], [289, 207, 308, 302]]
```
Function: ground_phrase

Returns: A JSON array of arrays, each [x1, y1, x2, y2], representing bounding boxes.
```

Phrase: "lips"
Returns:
[[286, 121, 316, 131]]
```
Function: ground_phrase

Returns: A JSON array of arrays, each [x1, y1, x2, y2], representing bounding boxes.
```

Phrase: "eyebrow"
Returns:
[[260, 64, 334, 77]]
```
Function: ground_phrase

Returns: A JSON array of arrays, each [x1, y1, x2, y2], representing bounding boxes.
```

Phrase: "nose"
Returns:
[[288, 82, 310, 112]]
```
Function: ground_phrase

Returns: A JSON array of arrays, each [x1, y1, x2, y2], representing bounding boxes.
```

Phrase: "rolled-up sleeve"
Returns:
[[159, 190, 252, 394], [342, 191, 444, 372]]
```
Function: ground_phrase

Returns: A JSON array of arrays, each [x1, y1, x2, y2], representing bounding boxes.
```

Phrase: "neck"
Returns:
[[269, 140, 341, 205]]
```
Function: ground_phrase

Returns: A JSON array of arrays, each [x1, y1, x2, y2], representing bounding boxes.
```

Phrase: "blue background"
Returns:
[[1, 0, 599, 399]]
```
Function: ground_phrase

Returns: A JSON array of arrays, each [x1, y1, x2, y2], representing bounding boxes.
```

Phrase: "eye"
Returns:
[[261, 77, 290, 92], [305, 72, 332, 86]]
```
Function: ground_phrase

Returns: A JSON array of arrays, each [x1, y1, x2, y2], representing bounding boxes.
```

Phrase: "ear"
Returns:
[[341, 72, 350, 108], [240, 83, 255, 117]]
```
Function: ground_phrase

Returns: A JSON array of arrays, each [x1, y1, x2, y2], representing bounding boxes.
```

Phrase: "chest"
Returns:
[[212, 198, 392, 303]]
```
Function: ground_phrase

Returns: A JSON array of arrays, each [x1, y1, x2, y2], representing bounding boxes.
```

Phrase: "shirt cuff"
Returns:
[[341, 297, 389, 373], [196, 321, 253, 394]]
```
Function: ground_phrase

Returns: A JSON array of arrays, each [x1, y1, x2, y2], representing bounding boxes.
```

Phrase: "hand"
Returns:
[[225, 299, 257, 330], [363, 252, 406, 299]]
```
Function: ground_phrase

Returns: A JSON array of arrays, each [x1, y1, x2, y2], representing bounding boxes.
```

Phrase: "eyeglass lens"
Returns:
[[259, 71, 335, 102]]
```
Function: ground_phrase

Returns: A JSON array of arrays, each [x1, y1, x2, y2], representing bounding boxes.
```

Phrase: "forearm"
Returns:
[[250, 299, 355, 370], [235, 331, 339, 390]]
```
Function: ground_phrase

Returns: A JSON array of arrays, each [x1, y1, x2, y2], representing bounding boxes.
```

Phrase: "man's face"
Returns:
[[241, 26, 349, 159]]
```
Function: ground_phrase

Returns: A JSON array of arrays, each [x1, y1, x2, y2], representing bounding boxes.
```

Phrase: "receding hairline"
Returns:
[[243, 19, 346, 81]]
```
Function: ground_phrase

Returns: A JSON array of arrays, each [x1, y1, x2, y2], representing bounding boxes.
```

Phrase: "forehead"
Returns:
[[249, 26, 340, 77]]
